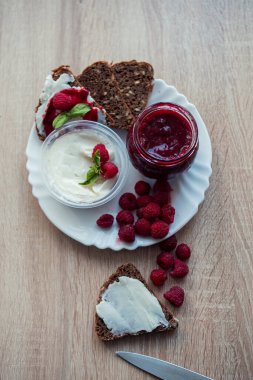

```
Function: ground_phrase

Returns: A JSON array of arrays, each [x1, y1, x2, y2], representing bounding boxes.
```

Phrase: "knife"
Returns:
[[116, 351, 213, 380]]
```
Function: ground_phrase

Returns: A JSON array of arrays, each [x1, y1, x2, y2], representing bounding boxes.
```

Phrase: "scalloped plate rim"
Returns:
[[26, 79, 212, 251]]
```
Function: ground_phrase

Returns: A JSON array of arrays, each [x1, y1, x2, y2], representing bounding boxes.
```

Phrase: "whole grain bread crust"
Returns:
[[95, 263, 178, 341]]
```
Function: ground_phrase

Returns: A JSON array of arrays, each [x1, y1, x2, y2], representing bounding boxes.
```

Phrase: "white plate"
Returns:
[[26, 79, 212, 251]]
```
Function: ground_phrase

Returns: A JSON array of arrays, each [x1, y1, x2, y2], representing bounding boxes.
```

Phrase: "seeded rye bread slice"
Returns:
[[77, 61, 134, 129], [112, 60, 154, 117], [95, 263, 178, 341]]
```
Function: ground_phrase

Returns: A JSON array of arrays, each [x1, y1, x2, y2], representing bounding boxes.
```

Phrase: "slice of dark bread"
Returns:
[[77, 61, 134, 129], [95, 263, 178, 341], [112, 60, 154, 117]]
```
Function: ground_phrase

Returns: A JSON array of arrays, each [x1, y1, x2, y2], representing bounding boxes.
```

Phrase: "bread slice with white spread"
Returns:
[[95, 263, 178, 341]]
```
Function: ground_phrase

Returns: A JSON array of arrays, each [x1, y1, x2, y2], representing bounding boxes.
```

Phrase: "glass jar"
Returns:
[[127, 103, 199, 178]]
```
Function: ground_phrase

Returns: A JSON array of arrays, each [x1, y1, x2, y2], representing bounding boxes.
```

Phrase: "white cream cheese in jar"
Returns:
[[96, 276, 169, 335], [44, 130, 117, 203]]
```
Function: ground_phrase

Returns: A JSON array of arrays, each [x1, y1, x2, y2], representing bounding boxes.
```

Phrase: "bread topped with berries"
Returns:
[[35, 65, 109, 141], [95, 263, 178, 341], [35, 65, 80, 140]]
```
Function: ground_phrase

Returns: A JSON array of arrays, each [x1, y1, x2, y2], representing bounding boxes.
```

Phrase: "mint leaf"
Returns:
[[70, 103, 90, 117], [79, 165, 100, 186], [52, 103, 91, 130], [92, 150, 101, 167], [52, 113, 69, 129]]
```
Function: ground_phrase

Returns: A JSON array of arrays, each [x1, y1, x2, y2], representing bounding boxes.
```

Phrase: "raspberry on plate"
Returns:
[[159, 234, 177, 251], [116, 210, 134, 226], [134, 218, 151, 236], [161, 204, 175, 224], [134, 180, 151, 195], [136, 207, 144, 218], [92, 143, 110, 164], [176, 243, 191, 260], [170, 259, 189, 278], [96, 214, 114, 228], [153, 179, 172, 193], [143, 202, 160, 220], [118, 224, 135, 242], [136, 195, 154, 208], [150, 221, 169, 239], [164, 286, 185, 307], [101, 162, 118, 179], [153, 191, 170, 206], [150, 268, 167, 286], [119, 193, 137, 210], [157, 252, 175, 270]]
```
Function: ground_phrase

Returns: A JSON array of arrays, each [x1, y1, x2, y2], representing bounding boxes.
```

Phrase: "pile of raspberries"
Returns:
[[149, 234, 191, 307], [96, 179, 175, 243]]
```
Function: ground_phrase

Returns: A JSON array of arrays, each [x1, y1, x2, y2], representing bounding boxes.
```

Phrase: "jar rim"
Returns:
[[132, 102, 199, 167]]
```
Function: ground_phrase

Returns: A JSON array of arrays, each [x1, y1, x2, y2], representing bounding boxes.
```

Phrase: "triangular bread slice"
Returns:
[[77, 61, 134, 129], [95, 263, 178, 341], [111, 60, 154, 117]]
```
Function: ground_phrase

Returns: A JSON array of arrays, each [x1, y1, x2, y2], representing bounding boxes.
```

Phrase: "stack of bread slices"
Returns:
[[35, 60, 154, 139], [77, 60, 154, 129]]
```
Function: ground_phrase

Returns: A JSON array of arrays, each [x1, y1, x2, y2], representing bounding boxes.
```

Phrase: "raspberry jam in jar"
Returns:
[[127, 103, 199, 178]]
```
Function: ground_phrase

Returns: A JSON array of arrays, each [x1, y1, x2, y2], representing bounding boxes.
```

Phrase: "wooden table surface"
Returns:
[[1, 0, 253, 379]]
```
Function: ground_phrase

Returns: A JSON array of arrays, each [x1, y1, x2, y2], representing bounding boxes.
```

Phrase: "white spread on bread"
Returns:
[[44, 130, 116, 203], [36, 73, 75, 136], [96, 276, 169, 335], [35, 73, 106, 137]]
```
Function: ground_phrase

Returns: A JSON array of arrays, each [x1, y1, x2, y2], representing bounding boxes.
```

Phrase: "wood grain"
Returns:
[[0, 0, 253, 379]]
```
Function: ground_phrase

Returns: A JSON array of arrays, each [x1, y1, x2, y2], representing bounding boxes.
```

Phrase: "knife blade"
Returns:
[[116, 351, 213, 380]]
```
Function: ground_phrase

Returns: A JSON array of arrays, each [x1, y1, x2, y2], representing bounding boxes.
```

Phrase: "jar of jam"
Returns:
[[126, 103, 199, 178]]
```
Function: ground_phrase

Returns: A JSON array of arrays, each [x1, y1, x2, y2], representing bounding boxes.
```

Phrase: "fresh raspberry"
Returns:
[[159, 234, 177, 251], [157, 252, 175, 270], [161, 205, 175, 224], [52, 92, 76, 111], [118, 224, 135, 242], [176, 243, 191, 260], [136, 195, 154, 208], [119, 193, 137, 210], [153, 179, 172, 193], [153, 191, 170, 206], [92, 144, 109, 164], [135, 218, 151, 236], [170, 259, 189, 278], [164, 286, 185, 307], [136, 207, 144, 218], [150, 221, 169, 239], [116, 210, 134, 226], [96, 214, 114, 228], [150, 269, 167, 286], [101, 162, 118, 179], [143, 202, 161, 220], [134, 180, 151, 195]]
